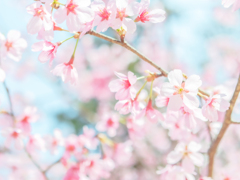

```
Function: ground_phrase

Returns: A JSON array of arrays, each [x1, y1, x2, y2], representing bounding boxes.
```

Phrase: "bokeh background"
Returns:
[[1, 0, 240, 179]]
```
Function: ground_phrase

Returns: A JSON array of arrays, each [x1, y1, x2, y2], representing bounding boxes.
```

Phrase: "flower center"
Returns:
[[21, 116, 29, 123], [11, 131, 19, 138], [98, 8, 111, 21], [66, 0, 78, 15], [123, 80, 131, 89], [135, 9, 149, 23], [34, 5, 46, 19], [107, 118, 114, 127], [5, 41, 13, 51], [66, 144, 75, 152], [116, 9, 127, 21]]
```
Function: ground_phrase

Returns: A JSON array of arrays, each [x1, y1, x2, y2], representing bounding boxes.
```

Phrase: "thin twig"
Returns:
[[208, 74, 240, 177], [3, 81, 14, 118], [87, 30, 209, 97], [43, 159, 61, 174], [25, 148, 49, 180]]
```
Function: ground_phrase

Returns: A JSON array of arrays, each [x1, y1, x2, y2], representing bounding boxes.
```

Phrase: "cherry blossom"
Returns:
[[222, 0, 240, 11], [96, 113, 119, 137], [16, 106, 38, 134], [0, 30, 27, 61], [108, 71, 137, 100], [26, 2, 53, 34], [32, 41, 60, 66], [133, 0, 166, 23], [202, 94, 230, 121], [136, 100, 164, 122], [178, 105, 207, 129], [45, 129, 64, 154], [161, 69, 202, 111], [2, 128, 24, 150], [54, 0, 94, 32], [79, 126, 99, 150], [113, 0, 136, 34], [51, 59, 78, 85], [167, 141, 204, 173], [91, 0, 118, 32], [26, 134, 46, 153]]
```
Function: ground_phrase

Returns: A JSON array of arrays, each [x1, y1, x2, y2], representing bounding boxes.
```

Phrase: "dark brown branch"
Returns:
[[208, 74, 240, 177]]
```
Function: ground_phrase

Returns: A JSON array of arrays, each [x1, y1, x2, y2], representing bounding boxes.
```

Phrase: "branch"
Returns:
[[208, 74, 240, 177], [25, 148, 49, 180], [87, 30, 209, 96], [3, 81, 15, 118], [43, 158, 61, 174]]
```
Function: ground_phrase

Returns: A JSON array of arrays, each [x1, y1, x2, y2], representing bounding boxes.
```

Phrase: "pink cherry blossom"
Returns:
[[222, 0, 240, 11], [0, 30, 27, 61], [45, 129, 64, 154], [202, 94, 230, 121], [54, 0, 94, 32], [167, 141, 204, 174], [2, 128, 24, 150], [136, 100, 164, 122], [178, 105, 207, 129], [79, 126, 99, 150], [26, 2, 53, 34], [80, 155, 114, 179], [157, 165, 195, 180], [133, 0, 166, 23], [96, 114, 119, 137], [16, 106, 38, 134], [91, 0, 118, 32], [63, 164, 80, 180], [79, 20, 94, 38], [112, 0, 136, 34], [51, 59, 78, 85], [108, 71, 137, 100], [32, 41, 60, 66], [161, 69, 202, 111], [26, 134, 46, 153]]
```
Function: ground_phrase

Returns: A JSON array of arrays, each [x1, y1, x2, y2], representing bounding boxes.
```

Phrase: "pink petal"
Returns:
[[185, 75, 202, 93], [167, 151, 183, 164], [168, 69, 183, 87], [54, 6, 67, 24], [188, 152, 204, 167], [182, 156, 195, 174], [7, 30, 21, 42], [168, 95, 183, 111], [128, 71, 137, 85], [27, 16, 43, 34], [148, 9, 166, 23], [32, 41, 44, 52]]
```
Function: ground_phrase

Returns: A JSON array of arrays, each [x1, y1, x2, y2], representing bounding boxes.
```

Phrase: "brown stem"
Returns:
[[87, 30, 209, 96], [208, 74, 240, 177], [43, 159, 61, 174]]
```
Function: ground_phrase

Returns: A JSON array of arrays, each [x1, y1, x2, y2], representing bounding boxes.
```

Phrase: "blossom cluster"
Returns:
[[0, 0, 240, 179], [26, 0, 166, 85]]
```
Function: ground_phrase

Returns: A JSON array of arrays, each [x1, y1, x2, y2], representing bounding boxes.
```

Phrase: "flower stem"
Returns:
[[60, 36, 74, 44], [136, 81, 147, 99], [149, 80, 154, 99], [72, 38, 79, 58], [137, 76, 146, 80]]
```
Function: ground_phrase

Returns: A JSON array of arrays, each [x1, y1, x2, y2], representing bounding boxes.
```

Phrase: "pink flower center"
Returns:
[[11, 131, 19, 138], [21, 116, 29, 123], [98, 8, 111, 21], [5, 41, 13, 51], [116, 9, 127, 21], [66, 0, 78, 15], [34, 5, 46, 19], [135, 9, 149, 23], [107, 118, 114, 127], [123, 80, 131, 89], [66, 144, 75, 152], [89, 160, 95, 168]]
